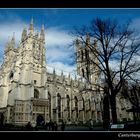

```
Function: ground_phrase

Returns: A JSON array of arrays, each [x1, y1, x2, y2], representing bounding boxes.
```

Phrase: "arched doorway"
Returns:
[[36, 114, 45, 126]]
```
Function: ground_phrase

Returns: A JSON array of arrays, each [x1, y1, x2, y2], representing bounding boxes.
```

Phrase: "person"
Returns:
[[51, 121, 55, 131], [54, 121, 58, 131], [103, 119, 110, 130], [61, 120, 65, 131], [0, 113, 4, 126], [26, 122, 32, 131], [45, 122, 49, 130], [90, 119, 93, 130], [48, 120, 52, 130]]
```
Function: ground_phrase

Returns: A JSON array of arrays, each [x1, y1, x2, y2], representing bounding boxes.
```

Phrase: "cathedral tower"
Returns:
[[0, 19, 49, 124], [76, 34, 100, 85]]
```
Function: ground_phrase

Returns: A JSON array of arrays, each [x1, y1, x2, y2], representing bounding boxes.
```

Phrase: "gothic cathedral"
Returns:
[[0, 19, 133, 126]]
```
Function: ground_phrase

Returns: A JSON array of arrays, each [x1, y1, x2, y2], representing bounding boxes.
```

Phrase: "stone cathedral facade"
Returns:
[[0, 19, 133, 126]]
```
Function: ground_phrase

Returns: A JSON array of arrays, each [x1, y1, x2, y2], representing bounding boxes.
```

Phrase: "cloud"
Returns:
[[45, 27, 74, 47], [130, 17, 140, 33], [0, 19, 27, 62]]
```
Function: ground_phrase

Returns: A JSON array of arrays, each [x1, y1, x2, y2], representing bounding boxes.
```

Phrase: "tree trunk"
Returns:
[[110, 94, 117, 124], [103, 94, 110, 129]]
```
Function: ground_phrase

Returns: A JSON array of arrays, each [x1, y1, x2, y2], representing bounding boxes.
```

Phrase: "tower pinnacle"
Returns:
[[29, 17, 34, 34], [11, 32, 15, 47], [40, 24, 45, 41], [21, 26, 27, 42], [86, 33, 90, 45]]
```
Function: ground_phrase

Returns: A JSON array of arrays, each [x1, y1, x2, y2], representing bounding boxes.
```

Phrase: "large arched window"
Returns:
[[81, 50, 84, 61], [34, 89, 39, 98], [75, 96, 78, 118], [66, 95, 70, 119], [9, 71, 14, 79], [48, 92, 51, 119], [85, 49, 89, 60], [82, 68, 85, 77], [82, 97, 85, 110], [88, 99, 91, 109], [86, 67, 89, 80], [57, 93, 61, 119]]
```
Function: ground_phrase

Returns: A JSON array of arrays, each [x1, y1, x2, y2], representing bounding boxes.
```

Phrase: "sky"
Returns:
[[1, 8, 140, 75]]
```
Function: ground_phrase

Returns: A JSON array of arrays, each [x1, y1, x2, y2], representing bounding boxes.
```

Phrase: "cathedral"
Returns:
[[0, 19, 133, 126]]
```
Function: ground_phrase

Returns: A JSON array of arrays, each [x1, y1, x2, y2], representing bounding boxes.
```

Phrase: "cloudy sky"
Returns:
[[0, 8, 140, 75]]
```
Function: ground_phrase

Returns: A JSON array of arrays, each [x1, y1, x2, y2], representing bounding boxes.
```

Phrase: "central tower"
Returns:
[[75, 34, 100, 85]]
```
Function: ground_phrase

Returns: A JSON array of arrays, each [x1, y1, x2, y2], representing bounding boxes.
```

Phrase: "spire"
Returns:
[[86, 33, 90, 45], [4, 36, 13, 53], [53, 68, 55, 75], [68, 73, 71, 79], [21, 26, 27, 42], [5, 36, 10, 48], [10, 33, 15, 48], [40, 24, 45, 41], [75, 74, 77, 80], [61, 70, 63, 76], [29, 17, 34, 34], [31, 17, 33, 25], [94, 38, 97, 48], [75, 38, 80, 53], [76, 38, 80, 46], [41, 24, 44, 31]]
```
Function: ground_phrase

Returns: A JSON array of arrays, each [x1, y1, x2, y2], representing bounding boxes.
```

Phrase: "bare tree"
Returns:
[[72, 18, 140, 123]]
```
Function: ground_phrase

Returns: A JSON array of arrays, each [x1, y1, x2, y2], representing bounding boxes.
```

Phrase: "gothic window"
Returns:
[[88, 99, 91, 110], [48, 92, 51, 119], [57, 93, 61, 120], [81, 50, 84, 61], [34, 80, 37, 84], [82, 97, 85, 110], [34, 89, 39, 98], [82, 68, 85, 77], [86, 67, 89, 80], [85, 49, 89, 60], [75, 96, 78, 118], [66, 95, 70, 119], [8, 90, 12, 94], [9, 71, 14, 79]]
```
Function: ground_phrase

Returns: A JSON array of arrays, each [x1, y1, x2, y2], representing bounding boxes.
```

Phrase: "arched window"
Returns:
[[9, 71, 14, 79], [82, 68, 85, 77], [85, 49, 89, 60], [82, 97, 85, 110], [8, 90, 12, 94], [34, 89, 39, 98], [48, 92, 51, 119], [57, 93, 61, 119], [86, 67, 89, 80], [66, 95, 70, 119], [75, 96, 78, 118], [88, 99, 91, 109], [81, 50, 84, 60]]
